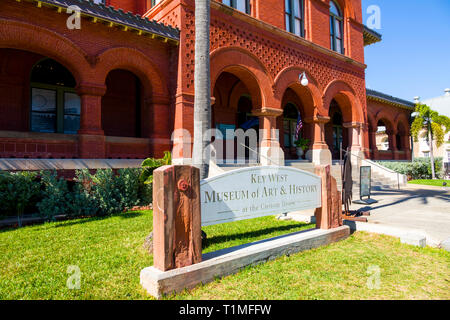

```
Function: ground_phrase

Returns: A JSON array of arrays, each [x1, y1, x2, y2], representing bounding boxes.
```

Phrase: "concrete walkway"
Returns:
[[287, 184, 450, 247], [350, 185, 450, 246]]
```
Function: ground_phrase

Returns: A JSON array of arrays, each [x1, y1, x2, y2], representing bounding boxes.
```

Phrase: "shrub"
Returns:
[[0, 171, 41, 226], [116, 168, 149, 209], [73, 168, 151, 216], [71, 169, 99, 217], [0, 161, 160, 225], [37, 171, 71, 219], [377, 157, 443, 180]]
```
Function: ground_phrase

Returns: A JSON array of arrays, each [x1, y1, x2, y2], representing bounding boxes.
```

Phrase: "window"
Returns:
[[285, 0, 304, 37], [30, 59, 80, 134], [222, 0, 251, 14], [330, 1, 344, 54]]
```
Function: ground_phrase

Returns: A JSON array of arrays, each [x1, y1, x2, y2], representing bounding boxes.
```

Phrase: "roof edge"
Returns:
[[366, 89, 416, 110]]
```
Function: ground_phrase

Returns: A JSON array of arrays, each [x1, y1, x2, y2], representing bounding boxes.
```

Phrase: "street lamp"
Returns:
[[299, 72, 309, 87]]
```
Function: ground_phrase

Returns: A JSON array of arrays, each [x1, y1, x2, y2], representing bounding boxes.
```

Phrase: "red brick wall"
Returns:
[[0, 0, 175, 159], [367, 99, 412, 160], [107, 0, 150, 15], [102, 70, 139, 138], [256, 0, 285, 30], [148, 0, 367, 161], [0, 49, 43, 132]]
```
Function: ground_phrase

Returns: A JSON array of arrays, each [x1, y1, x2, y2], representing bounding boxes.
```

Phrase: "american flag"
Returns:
[[294, 113, 303, 141]]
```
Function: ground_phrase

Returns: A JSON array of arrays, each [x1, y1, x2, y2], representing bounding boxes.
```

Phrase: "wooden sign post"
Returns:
[[142, 164, 348, 298], [314, 165, 343, 229], [152, 164, 342, 271], [152, 165, 202, 271]]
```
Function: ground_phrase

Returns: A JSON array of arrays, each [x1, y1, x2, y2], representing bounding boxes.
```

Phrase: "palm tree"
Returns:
[[411, 103, 450, 179], [193, 0, 211, 179]]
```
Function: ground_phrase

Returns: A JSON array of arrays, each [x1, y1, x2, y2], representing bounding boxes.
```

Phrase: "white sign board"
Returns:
[[200, 166, 322, 226]]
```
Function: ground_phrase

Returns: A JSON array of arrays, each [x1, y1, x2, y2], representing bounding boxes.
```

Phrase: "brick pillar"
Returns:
[[144, 95, 171, 158], [253, 107, 284, 166], [369, 129, 379, 160], [76, 83, 106, 159], [387, 129, 398, 160], [402, 134, 412, 160], [172, 93, 194, 165], [304, 116, 332, 166], [343, 122, 365, 165]]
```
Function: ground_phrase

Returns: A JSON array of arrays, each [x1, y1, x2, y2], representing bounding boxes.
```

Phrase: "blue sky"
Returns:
[[361, 0, 450, 101]]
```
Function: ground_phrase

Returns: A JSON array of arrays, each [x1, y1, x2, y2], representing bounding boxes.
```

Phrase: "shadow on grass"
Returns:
[[202, 222, 315, 251], [0, 211, 150, 233], [50, 211, 146, 229]]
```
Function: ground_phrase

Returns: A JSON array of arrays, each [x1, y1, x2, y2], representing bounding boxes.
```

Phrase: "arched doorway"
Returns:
[[212, 71, 260, 163], [326, 99, 347, 159], [102, 69, 143, 138], [30, 58, 80, 134], [278, 85, 314, 161], [376, 119, 390, 151], [375, 118, 395, 160], [283, 103, 299, 149]]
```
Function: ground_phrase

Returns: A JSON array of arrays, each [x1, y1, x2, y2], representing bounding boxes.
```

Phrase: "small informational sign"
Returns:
[[200, 166, 322, 226], [360, 166, 372, 198]]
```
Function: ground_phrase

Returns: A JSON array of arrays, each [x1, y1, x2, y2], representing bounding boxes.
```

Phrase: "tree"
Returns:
[[411, 103, 450, 179], [193, 0, 211, 179]]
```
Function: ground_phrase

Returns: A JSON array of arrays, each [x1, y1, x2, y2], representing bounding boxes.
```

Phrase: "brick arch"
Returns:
[[0, 19, 91, 85], [374, 110, 395, 133], [367, 110, 378, 132], [322, 80, 363, 123], [210, 47, 273, 110], [95, 47, 168, 98], [394, 112, 410, 134], [273, 66, 324, 118], [229, 82, 251, 111], [330, 0, 356, 20]]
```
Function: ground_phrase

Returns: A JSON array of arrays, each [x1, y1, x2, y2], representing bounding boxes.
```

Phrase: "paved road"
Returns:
[[350, 184, 450, 246]]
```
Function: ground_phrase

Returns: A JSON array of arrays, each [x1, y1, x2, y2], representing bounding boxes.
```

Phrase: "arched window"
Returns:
[[285, 0, 304, 37], [30, 59, 80, 134], [330, 1, 344, 54], [283, 103, 300, 148], [222, 0, 251, 14]]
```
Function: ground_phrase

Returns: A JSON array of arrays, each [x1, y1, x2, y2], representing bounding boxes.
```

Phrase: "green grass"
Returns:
[[408, 179, 449, 187], [0, 211, 449, 300], [0, 210, 313, 300]]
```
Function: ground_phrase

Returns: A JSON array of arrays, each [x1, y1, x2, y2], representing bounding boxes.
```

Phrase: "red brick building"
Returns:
[[0, 0, 413, 167]]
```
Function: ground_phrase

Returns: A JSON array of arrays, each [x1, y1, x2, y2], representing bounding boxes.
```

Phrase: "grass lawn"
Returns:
[[0, 210, 449, 300], [408, 179, 449, 187]]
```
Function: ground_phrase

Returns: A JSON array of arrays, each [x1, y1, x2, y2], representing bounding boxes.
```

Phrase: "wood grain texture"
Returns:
[[314, 165, 343, 229], [153, 165, 202, 271]]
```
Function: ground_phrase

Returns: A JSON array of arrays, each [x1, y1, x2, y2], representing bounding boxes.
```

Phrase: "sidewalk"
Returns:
[[287, 184, 450, 247]]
